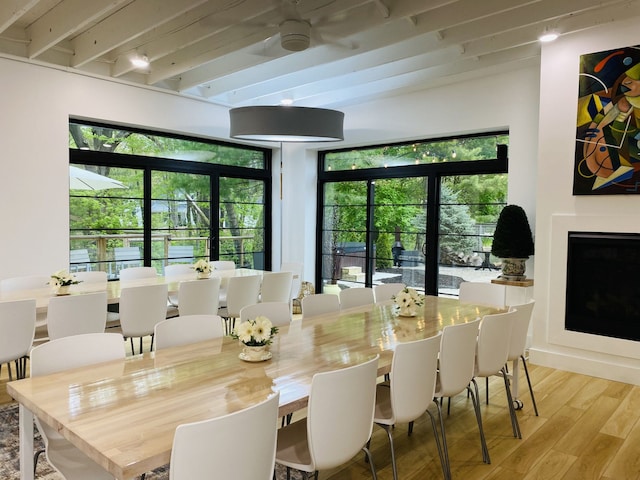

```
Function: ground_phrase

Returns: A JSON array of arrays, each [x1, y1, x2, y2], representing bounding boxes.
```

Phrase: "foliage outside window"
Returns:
[[318, 132, 507, 296], [69, 121, 269, 278]]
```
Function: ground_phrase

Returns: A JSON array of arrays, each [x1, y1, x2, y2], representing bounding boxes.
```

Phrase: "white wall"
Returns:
[[531, 17, 640, 384]]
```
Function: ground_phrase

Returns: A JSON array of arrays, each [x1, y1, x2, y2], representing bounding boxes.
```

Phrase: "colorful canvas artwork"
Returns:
[[574, 45, 640, 194]]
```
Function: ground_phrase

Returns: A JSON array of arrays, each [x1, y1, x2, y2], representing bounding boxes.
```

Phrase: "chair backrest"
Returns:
[[69, 249, 91, 271], [155, 314, 225, 350], [211, 260, 236, 271], [260, 271, 293, 303], [435, 318, 481, 397], [240, 302, 291, 327], [507, 300, 535, 361], [170, 392, 280, 480], [459, 281, 506, 308], [119, 266, 157, 282], [0, 275, 50, 294], [373, 283, 406, 303], [389, 332, 442, 424], [0, 298, 36, 364], [280, 262, 303, 300], [475, 311, 515, 377], [47, 291, 107, 340], [164, 264, 194, 278], [225, 275, 261, 317], [168, 245, 194, 264], [339, 287, 375, 310], [301, 294, 340, 319], [307, 355, 379, 471], [119, 284, 169, 337], [177, 277, 221, 316]]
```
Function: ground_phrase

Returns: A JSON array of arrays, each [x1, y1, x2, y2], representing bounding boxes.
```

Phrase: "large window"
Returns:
[[69, 121, 271, 278], [318, 132, 508, 297]]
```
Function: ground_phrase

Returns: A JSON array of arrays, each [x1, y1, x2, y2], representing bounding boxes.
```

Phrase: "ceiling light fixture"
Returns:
[[539, 29, 559, 43], [229, 106, 344, 142], [131, 55, 149, 68]]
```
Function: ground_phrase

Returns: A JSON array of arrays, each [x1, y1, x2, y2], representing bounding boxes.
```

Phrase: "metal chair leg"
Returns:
[[501, 367, 522, 438], [434, 399, 452, 480], [362, 445, 378, 480], [427, 402, 450, 480], [521, 355, 539, 416], [469, 379, 490, 464]]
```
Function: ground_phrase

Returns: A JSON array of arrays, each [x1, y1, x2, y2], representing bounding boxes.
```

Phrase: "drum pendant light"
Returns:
[[229, 106, 344, 142]]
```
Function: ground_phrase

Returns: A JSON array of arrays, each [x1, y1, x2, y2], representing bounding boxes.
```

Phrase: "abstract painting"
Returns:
[[574, 45, 640, 194]]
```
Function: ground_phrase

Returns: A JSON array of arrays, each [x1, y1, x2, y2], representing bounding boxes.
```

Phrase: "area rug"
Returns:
[[0, 402, 300, 479]]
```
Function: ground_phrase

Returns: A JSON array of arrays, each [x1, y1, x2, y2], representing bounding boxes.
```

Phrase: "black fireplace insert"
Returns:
[[566, 231, 640, 342]]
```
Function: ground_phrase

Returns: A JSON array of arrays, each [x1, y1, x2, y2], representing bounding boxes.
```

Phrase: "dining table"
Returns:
[[7, 295, 501, 480], [0, 268, 267, 316]]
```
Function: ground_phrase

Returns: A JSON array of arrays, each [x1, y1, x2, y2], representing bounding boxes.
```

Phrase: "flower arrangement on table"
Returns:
[[192, 259, 212, 278], [232, 316, 279, 361], [392, 287, 425, 317], [49, 269, 81, 294]]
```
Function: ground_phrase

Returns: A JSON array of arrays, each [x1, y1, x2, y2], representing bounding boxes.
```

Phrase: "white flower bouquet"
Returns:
[[231, 316, 279, 346], [49, 269, 81, 288], [192, 259, 212, 274], [392, 287, 425, 317]]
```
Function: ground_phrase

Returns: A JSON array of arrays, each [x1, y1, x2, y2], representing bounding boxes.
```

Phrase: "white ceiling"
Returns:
[[1, 0, 639, 110]]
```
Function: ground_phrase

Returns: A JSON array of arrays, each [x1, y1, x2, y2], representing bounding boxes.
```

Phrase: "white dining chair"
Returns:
[[170, 392, 280, 480], [474, 310, 521, 441], [260, 271, 293, 304], [240, 301, 291, 327], [47, 291, 108, 340], [505, 300, 538, 415], [301, 293, 340, 319], [275, 356, 379, 480], [434, 318, 487, 471], [280, 261, 303, 300], [154, 314, 225, 350], [119, 283, 169, 354], [218, 275, 261, 334], [339, 287, 375, 310], [31, 332, 124, 480], [118, 266, 157, 282], [177, 277, 221, 317], [373, 333, 444, 480], [458, 281, 506, 308], [0, 298, 36, 380], [373, 283, 406, 303], [0, 274, 50, 293], [211, 260, 236, 270]]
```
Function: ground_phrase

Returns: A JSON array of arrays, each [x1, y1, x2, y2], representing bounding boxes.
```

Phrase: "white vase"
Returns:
[[197, 271, 211, 279], [240, 345, 271, 362], [56, 285, 70, 295]]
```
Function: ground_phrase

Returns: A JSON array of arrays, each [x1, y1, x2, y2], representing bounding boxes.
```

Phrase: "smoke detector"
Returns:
[[280, 19, 311, 51]]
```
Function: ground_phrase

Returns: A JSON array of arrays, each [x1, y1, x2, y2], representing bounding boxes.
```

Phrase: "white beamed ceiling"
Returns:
[[1, 0, 639, 109]]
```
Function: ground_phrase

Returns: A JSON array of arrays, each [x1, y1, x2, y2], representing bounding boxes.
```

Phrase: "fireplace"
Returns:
[[565, 231, 640, 342]]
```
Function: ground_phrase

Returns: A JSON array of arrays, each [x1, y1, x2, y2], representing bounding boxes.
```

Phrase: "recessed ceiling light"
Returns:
[[131, 55, 149, 68], [280, 98, 294, 106], [539, 30, 559, 43]]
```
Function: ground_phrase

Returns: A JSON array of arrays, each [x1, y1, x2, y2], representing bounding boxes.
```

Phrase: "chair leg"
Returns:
[[500, 368, 521, 438], [34, 448, 45, 474], [362, 445, 378, 480], [486, 377, 489, 405], [379, 424, 398, 480], [150, 334, 155, 352], [521, 355, 539, 416], [139, 337, 143, 355], [468, 379, 490, 464], [434, 399, 452, 480], [7, 361, 13, 381], [426, 405, 449, 480]]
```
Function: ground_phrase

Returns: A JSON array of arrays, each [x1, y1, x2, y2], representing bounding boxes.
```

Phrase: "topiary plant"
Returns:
[[491, 205, 534, 258]]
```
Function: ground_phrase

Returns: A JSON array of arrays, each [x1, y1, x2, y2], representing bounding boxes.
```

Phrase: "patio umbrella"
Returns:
[[69, 166, 125, 191]]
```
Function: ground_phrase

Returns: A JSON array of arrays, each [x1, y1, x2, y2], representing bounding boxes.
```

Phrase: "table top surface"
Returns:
[[7, 295, 500, 479], [0, 268, 265, 314]]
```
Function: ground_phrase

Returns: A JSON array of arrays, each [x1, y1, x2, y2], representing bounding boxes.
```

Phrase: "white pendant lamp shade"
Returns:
[[229, 106, 344, 142]]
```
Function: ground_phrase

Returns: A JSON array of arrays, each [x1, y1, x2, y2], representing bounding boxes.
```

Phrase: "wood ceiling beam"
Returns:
[[0, 0, 40, 34], [70, 0, 208, 68]]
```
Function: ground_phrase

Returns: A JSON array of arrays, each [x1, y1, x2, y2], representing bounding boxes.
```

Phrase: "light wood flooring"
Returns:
[[2, 351, 640, 479]]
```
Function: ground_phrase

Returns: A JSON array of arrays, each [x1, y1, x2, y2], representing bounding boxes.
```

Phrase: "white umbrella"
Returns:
[[69, 166, 125, 191]]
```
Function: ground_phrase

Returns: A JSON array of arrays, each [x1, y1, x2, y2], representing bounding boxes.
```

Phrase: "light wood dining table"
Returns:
[[7, 295, 501, 480], [0, 268, 266, 316]]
